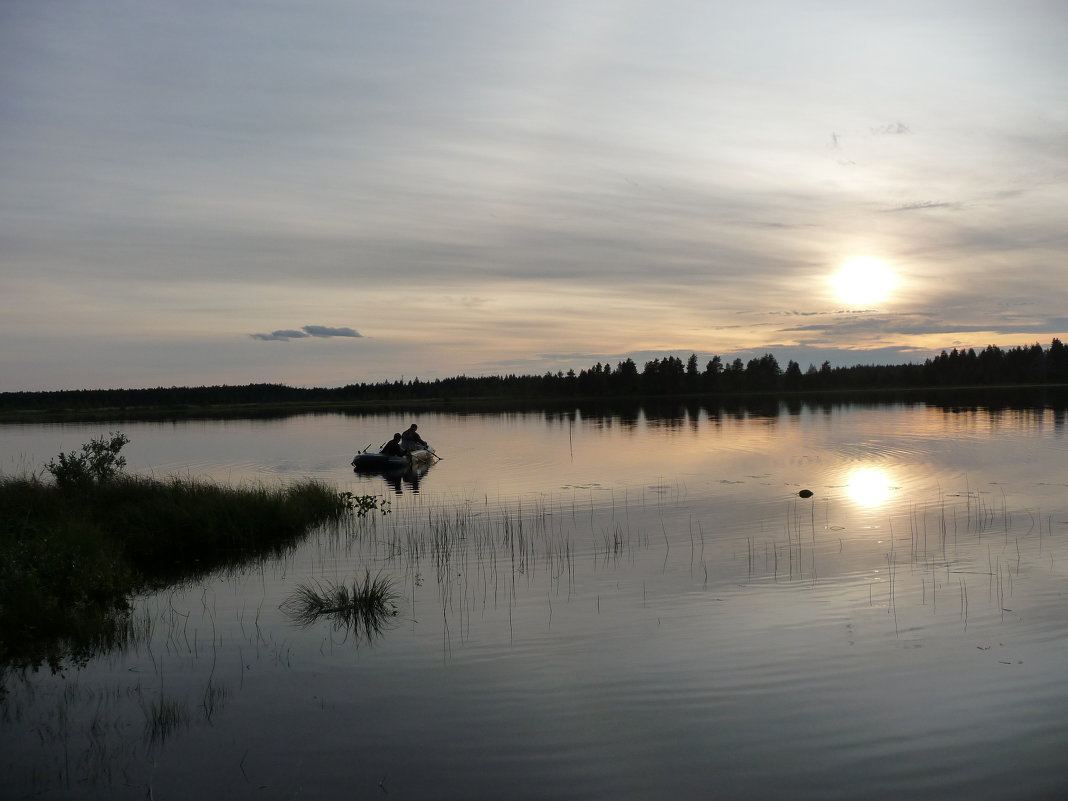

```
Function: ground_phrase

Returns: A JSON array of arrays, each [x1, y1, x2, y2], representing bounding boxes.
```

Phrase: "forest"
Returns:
[[2, 339, 1067, 415]]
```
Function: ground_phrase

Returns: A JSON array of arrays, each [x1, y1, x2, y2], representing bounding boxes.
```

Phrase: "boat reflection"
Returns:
[[354, 460, 431, 495]]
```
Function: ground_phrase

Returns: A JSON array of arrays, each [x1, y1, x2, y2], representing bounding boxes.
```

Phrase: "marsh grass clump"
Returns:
[[99, 475, 353, 573], [0, 434, 355, 668], [281, 571, 399, 642]]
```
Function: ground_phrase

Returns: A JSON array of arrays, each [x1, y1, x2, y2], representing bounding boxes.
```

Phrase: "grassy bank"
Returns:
[[0, 436, 357, 668]]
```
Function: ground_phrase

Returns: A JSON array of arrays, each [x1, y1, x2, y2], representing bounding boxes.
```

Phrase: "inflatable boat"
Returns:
[[351, 447, 436, 472]]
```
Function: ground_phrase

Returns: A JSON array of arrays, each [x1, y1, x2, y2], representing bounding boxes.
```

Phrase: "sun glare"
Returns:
[[844, 467, 895, 509], [831, 257, 896, 307]]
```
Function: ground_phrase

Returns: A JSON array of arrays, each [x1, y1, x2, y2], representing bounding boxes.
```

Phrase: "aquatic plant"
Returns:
[[340, 491, 392, 517], [281, 571, 399, 642], [0, 435, 357, 669]]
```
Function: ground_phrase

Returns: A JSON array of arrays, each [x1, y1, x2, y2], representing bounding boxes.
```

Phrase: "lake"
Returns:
[[3, 396, 1068, 800]]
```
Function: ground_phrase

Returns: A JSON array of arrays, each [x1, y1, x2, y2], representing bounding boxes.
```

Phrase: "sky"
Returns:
[[2, 0, 1066, 392]]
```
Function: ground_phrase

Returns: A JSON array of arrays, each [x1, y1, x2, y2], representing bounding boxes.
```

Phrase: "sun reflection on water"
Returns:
[[844, 466, 896, 508]]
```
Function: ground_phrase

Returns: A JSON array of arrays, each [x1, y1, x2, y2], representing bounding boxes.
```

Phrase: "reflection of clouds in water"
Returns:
[[844, 467, 897, 509]]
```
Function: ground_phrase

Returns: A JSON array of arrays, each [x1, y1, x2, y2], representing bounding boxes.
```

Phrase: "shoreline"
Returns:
[[2, 383, 1066, 423]]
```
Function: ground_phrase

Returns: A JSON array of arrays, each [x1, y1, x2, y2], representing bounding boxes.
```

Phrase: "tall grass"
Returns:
[[96, 475, 351, 573], [0, 466, 354, 668]]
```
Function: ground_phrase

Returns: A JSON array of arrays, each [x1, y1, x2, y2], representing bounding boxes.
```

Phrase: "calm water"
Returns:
[[3, 399, 1068, 800]]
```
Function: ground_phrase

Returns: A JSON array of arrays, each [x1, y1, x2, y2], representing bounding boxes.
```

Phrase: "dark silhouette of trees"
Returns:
[[3, 340, 1068, 416], [703, 356, 723, 393], [722, 358, 745, 392], [641, 356, 685, 395], [783, 360, 803, 390], [685, 353, 700, 393], [1049, 339, 1068, 382], [745, 353, 781, 391]]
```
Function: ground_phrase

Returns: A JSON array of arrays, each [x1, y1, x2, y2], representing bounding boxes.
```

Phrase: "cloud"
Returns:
[[880, 201, 956, 213], [774, 311, 1068, 340], [250, 329, 309, 342], [768, 309, 878, 318], [870, 122, 911, 135], [301, 325, 362, 338], [250, 325, 362, 341]]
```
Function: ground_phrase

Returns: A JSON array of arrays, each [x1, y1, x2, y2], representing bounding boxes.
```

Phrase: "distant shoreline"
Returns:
[[2, 383, 1066, 424], [5, 341, 1067, 423]]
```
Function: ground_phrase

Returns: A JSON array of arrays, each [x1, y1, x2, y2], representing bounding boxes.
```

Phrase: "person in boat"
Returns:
[[400, 423, 429, 452], [380, 433, 406, 457]]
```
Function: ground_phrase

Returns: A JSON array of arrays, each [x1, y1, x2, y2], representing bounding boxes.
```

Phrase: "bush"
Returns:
[[46, 432, 129, 490]]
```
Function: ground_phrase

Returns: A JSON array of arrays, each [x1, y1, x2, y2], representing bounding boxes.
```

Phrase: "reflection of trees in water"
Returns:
[[550, 389, 1068, 435], [932, 393, 1068, 436], [550, 398, 827, 433]]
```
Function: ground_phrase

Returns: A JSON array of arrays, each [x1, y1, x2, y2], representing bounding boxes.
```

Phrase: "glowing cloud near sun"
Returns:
[[831, 258, 896, 307]]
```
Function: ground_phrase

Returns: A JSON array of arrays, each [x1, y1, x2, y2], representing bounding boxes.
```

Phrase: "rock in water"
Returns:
[[798, 489, 814, 498]]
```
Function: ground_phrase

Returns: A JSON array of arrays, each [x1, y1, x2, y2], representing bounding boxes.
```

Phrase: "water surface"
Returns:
[[3, 399, 1068, 799]]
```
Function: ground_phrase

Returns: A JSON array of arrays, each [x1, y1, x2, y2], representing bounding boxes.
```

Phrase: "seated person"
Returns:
[[400, 423, 429, 451], [380, 433, 405, 457]]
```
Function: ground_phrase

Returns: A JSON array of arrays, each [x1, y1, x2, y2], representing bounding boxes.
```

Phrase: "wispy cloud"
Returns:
[[775, 312, 1068, 339], [251, 325, 362, 342], [870, 122, 911, 135], [768, 310, 879, 318], [881, 201, 956, 213]]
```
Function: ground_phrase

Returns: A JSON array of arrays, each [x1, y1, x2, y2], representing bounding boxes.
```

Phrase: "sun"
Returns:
[[831, 257, 896, 307]]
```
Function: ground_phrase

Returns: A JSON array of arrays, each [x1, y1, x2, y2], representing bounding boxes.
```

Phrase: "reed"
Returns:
[[280, 571, 399, 642]]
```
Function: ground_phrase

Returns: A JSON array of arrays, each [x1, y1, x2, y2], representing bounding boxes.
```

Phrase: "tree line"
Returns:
[[2, 339, 1067, 413]]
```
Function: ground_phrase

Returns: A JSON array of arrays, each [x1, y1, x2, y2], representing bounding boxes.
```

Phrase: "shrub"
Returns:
[[46, 432, 130, 490], [342, 492, 392, 517]]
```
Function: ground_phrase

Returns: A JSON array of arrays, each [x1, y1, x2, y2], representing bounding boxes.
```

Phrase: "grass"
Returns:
[[0, 465, 356, 669], [94, 474, 352, 572], [281, 571, 399, 642]]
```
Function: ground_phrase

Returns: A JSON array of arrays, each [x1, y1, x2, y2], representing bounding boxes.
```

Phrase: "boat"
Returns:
[[351, 446, 436, 472]]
